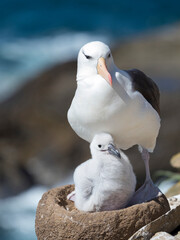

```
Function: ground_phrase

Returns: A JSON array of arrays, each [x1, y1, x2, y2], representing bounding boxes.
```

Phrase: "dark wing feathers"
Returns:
[[125, 69, 160, 115]]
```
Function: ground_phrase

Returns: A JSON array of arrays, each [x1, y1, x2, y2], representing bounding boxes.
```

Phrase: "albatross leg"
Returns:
[[128, 148, 162, 206]]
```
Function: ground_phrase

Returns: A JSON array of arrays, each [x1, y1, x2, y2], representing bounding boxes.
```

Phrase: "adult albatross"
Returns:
[[67, 41, 161, 204]]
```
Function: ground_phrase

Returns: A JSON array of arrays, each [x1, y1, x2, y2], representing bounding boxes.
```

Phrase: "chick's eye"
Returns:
[[98, 145, 102, 148]]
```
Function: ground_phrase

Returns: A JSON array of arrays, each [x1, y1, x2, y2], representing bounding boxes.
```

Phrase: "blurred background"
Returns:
[[0, 0, 180, 239]]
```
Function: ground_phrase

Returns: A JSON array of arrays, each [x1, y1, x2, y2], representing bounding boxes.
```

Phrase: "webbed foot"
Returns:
[[128, 179, 162, 206]]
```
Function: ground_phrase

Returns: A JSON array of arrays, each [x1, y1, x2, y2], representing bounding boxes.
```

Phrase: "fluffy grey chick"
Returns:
[[67, 133, 136, 212]]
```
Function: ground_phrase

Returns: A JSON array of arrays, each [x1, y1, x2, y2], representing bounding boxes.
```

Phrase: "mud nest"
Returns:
[[35, 185, 170, 240]]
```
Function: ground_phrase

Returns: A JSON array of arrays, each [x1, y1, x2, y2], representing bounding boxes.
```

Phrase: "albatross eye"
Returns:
[[98, 144, 102, 148], [107, 53, 111, 58], [82, 50, 92, 60], [85, 54, 92, 60]]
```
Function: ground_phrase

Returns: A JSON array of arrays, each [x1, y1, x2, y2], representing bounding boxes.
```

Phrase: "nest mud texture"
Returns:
[[35, 185, 170, 240]]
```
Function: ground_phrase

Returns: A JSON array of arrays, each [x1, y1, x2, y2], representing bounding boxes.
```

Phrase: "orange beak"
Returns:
[[97, 57, 112, 86]]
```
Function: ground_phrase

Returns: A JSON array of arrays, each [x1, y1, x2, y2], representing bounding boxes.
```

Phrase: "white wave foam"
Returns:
[[0, 32, 110, 101]]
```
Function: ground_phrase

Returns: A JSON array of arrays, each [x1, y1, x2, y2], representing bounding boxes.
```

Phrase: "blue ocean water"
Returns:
[[0, 1, 180, 239], [0, 176, 73, 240], [0, 186, 48, 240], [0, 0, 180, 100]]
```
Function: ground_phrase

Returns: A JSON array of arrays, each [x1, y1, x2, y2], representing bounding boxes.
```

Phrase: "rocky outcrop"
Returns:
[[0, 61, 89, 197], [35, 185, 170, 240], [129, 195, 180, 240], [150, 232, 177, 240]]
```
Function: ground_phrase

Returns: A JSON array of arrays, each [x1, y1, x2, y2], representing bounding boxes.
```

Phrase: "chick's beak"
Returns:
[[108, 143, 121, 158], [97, 57, 112, 86]]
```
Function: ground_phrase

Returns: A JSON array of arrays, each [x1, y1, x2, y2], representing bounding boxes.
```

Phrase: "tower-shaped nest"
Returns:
[[35, 185, 170, 240]]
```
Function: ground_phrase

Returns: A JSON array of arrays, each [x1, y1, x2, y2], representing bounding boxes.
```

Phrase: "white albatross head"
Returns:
[[77, 41, 115, 85], [90, 133, 121, 159]]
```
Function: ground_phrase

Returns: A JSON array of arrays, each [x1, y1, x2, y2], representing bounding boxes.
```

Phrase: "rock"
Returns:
[[150, 232, 175, 240], [176, 232, 180, 239], [0, 61, 89, 197], [129, 195, 180, 240], [35, 185, 170, 240], [113, 22, 180, 81]]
